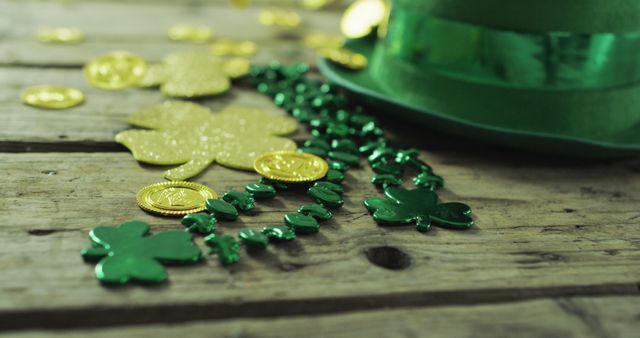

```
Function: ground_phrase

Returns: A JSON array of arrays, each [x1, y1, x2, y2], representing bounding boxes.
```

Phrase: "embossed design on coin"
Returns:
[[137, 181, 217, 217], [254, 151, 329, 183]]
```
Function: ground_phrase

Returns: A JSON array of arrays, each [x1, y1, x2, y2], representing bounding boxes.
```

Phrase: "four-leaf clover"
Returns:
[[115, 101, 298, 180], [364, 187, 474, 232], [81, 221, 202, 284]]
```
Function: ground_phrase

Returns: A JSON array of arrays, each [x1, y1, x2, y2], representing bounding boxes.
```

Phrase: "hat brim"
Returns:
[[317, 38, 640, 158]]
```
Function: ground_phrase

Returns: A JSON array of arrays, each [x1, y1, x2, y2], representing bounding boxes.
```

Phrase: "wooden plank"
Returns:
[[0, 67, 311, 149], [0, 0, 341, 66], [0, 151, 638, 329], [8, 296, 640, 337]]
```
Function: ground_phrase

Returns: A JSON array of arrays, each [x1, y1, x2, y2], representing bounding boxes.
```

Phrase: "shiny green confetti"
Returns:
[[245, 183, 277, 199], [371, 174, 402, 188], [204, 233, 240, 265], [284, 213, 320, 234], [223, 191, 255, 211], [298, 203, 333, 221], [181, 213, 217, 234], [413, 172, 445, 190], [262, 225, 296, 241], [238, 228, 269, 248], [323, 169, 345, 183], [81, 221, 201, 284], [364, 187, 473, 232], [205, 198, 239, 221]]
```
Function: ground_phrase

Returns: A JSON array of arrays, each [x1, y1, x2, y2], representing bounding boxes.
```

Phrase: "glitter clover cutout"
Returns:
[[364, 187, 474, 232], [81, 221, 202, 284], [116, 101, 298, 180], [138, 51, 250, 98]]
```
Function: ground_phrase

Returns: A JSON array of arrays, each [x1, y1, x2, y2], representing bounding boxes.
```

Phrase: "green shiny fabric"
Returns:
[[370, 0, 640, 138]]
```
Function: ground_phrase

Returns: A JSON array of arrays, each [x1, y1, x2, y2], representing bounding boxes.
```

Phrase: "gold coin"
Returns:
[[341, 0, 386, 38], [303, 33, 345, 50], [254, 151, 328, 183], [21, 85, 85, 109], [84, 51, 147, 90], [137, 63, 166, 88], [36, 27, 85, 44], [210, 39, 257, 57], [300, 0, 334, 10], [137, 181, 218, 217], [167, 25, 213, 43], [259, 9, 301, 28], [222, 57, 251, 79], [320, 47, 368, 70]]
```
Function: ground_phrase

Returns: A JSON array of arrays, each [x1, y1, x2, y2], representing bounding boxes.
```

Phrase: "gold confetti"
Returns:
[[167, 25, 213, 43], [320, 47, 368, 70], [36, 27, 85, 44], [299, 0, 335, 10], [210, 39, 257, 57], [21, 85, 85, 109], [116, 101, 298, 181], [160, 51, 232, 98], [303, 33, 345, 50], [259, 9, 301, 28], [341, 0, 386, 38], [84, 51, 147, 90]]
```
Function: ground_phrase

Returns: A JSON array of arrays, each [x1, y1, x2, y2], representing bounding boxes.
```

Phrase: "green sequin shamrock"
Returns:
[[81, 221, 202, 284], [364, 187, 474, 232]]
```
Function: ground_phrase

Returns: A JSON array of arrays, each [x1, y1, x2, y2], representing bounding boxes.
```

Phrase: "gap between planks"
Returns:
[[0, 283, 637, 332]]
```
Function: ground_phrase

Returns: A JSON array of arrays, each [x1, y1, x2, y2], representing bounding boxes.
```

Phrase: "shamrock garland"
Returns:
[[81, 221, 202, 284]]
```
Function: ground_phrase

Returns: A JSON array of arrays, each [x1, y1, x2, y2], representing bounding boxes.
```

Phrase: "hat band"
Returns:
[[383, 10, 640, 90]]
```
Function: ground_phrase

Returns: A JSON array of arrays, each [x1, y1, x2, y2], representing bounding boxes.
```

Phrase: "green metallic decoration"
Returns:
[[308, 185, 344, 209], [81, 221, 201, 284], [298, 146, 328, 158], [259, 177, 289, 190], [371, 160, 404, 176], [223, 191, 255, 211], [313, 181, 344, 195], [331, 139, 358, 154], [181, 213, 217, 234], [364, 187, 474, 232], [371, 174, 402, 188], [304, 139, 331, 151], [323, 169, 345, 183], [328, 151, 360, 166], [238, 228, 269, 249], [284, 213, 320, 234], [205, 198, 239, 221], [204, 233, 241, 265], [298, 203, 333, 221], [245, 182, 277, 200], [328, 160, 350, 171], [262, 225, 296, 241], [413, 172, 445, 190]]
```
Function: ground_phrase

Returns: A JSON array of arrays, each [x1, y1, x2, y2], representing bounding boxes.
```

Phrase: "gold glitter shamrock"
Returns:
[[137, 51, 250, 98], [115, 101, 298, 181]]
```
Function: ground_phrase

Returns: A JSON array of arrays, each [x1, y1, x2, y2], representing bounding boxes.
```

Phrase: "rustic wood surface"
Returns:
[[1, 0, 639, 337]]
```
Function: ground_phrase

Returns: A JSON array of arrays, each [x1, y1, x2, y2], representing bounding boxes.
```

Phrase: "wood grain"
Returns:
[[0, 151, 638, 330], [9, 296, 640, 338], [0, 0, 340, 66]]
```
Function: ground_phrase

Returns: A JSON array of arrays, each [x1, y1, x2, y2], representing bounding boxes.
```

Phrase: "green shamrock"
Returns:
[[81, 221, 202, 284], [364, 187, 474, 232]]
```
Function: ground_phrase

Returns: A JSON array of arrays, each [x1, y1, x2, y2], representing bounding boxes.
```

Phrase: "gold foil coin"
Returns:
[[167, 25, 213, 43], [254, 151, 328, 183], [320, 47, 368, 70], [210, 39, 257, 57], [137, 181, 218, 217], [341, 0, 386, 38], [84, 51, 147, 90], [303, 33, 345, 50], [36, 27, 85, 44], [259, 9, 301, 28], [21, 85, 85, 109]]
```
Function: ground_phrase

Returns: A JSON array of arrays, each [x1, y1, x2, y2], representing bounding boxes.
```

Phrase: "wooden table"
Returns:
[[1, 1, 639, 337]]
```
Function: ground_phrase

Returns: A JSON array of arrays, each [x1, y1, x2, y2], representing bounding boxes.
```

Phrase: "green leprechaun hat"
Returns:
[[318, 0, 640, 157]]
